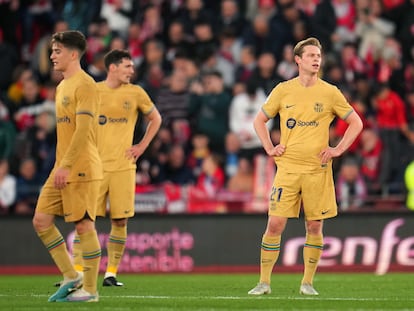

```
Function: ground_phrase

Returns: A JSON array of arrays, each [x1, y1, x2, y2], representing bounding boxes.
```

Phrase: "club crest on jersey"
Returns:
[[62, 96, 70, 107], [99, 115, 107, 125], [286, 118, 296, 129], [314, 102, 323, 112], [123, 101, 131, 110]]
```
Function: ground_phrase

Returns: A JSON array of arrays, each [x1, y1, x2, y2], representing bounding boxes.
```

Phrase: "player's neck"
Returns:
[[105, 77, 122, 89], [298, 72, 318, 87], [62, 62, 82, 79]]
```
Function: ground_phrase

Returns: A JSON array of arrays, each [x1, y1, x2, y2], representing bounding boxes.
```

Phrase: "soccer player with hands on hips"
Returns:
[[33, 30, 103, 302], [71, 49, 162, 287], [248, 37, 363, 296]]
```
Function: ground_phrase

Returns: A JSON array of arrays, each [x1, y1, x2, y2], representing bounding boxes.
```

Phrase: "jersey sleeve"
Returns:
[[261, 84, 282, 119], [137, 86, 155, 115], [331, 86, 353, 120], [75, 83, 99, 117]]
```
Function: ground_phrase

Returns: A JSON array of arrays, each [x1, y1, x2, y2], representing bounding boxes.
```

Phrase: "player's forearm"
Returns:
[[138, 110, 162, 150], [335, 113, 363, 155], [60, 113, 94, 169], [254, 118, 274, 154]]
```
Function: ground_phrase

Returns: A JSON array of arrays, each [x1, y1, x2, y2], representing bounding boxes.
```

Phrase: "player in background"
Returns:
[[32, 30, 102, 302], [248, 37, 363, 296], [71, 49, 162, 286]]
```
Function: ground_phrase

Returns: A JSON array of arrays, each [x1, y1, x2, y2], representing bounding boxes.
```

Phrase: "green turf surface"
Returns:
[[0, 273, 412, 310]]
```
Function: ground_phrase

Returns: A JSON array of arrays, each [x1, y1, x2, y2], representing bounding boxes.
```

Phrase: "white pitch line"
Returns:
[[111, 295, 414, 302], [4, 294, 414, 302]]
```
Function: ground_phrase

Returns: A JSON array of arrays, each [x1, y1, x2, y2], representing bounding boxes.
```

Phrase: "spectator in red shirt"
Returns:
[[359, 128, 383, 195], [195, 153, 225, 197], [372, 83, 414, 194], [188, 153, 225, 213]]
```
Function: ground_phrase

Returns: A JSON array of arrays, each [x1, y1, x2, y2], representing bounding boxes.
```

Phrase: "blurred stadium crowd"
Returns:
[[0, 0, 414, 215]]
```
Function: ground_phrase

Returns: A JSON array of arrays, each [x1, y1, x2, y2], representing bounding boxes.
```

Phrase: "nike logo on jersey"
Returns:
[[321, 210, 329, 215], [285, 104, 295, 108]]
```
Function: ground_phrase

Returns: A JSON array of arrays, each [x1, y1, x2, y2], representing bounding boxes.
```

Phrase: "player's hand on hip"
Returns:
[[319, 147, 341, 165], [267, 144, 285, 157], [54, 167, 70, 189], [126, 144, 145, 162]]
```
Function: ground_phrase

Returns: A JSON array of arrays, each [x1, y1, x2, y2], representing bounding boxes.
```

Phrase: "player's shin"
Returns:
[[72, 233, 84, 273], [302, 234, 323, 285], [105, 225, 127, 278], [79, 230, 101, 294], [259, 235, 281, 284], [37, 225, 78, 279]]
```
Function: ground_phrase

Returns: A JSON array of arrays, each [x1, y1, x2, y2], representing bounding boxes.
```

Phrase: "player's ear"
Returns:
[[71, 49, 79, 61], [108, 63, 116, 72]]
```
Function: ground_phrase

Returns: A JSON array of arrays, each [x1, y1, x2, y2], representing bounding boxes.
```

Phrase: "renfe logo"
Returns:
[[282, 218, 413, 275]]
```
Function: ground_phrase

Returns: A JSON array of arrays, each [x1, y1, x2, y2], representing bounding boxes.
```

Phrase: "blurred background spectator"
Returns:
[[0, 159, 16, 215], [189, 71, 231, 155], [224, 132, 241, 179], [158, 143, 195, 185], [188, 132, 211, 178], [336, 156, 368, 211], [228, 78, 270, 160], [371, 82, 414, 195], [359, 127, 383, 195], [226, 156, 255, 193], [188, 153, 225, 213], [156, 70, 191, 144], [0, 101, 16, 162], [14, 158, 42, 216], [1, 0, 414, 215]]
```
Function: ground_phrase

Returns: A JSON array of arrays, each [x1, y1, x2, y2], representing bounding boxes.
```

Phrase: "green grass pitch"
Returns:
[[0, 273, 413, 310]]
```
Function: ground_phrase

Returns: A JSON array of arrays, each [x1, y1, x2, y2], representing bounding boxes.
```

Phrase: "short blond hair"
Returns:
[[293, 37, 322, 58]]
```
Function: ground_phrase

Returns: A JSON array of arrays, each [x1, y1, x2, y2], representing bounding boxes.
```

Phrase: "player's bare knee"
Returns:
[[111, 218, 127, 227], [32, 216, 43, 232], [75, 218, 96, 234], [266, 218, 286, 235], [32, 212, 54, 232], [265, 223, 283, 235], [305, 220, 323, 235]]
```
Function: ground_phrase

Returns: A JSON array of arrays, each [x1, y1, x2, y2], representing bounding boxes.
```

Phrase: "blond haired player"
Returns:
[[248, 37, 363, 296], [71, 49, 162, 286], [33, 30, 103, 302]]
